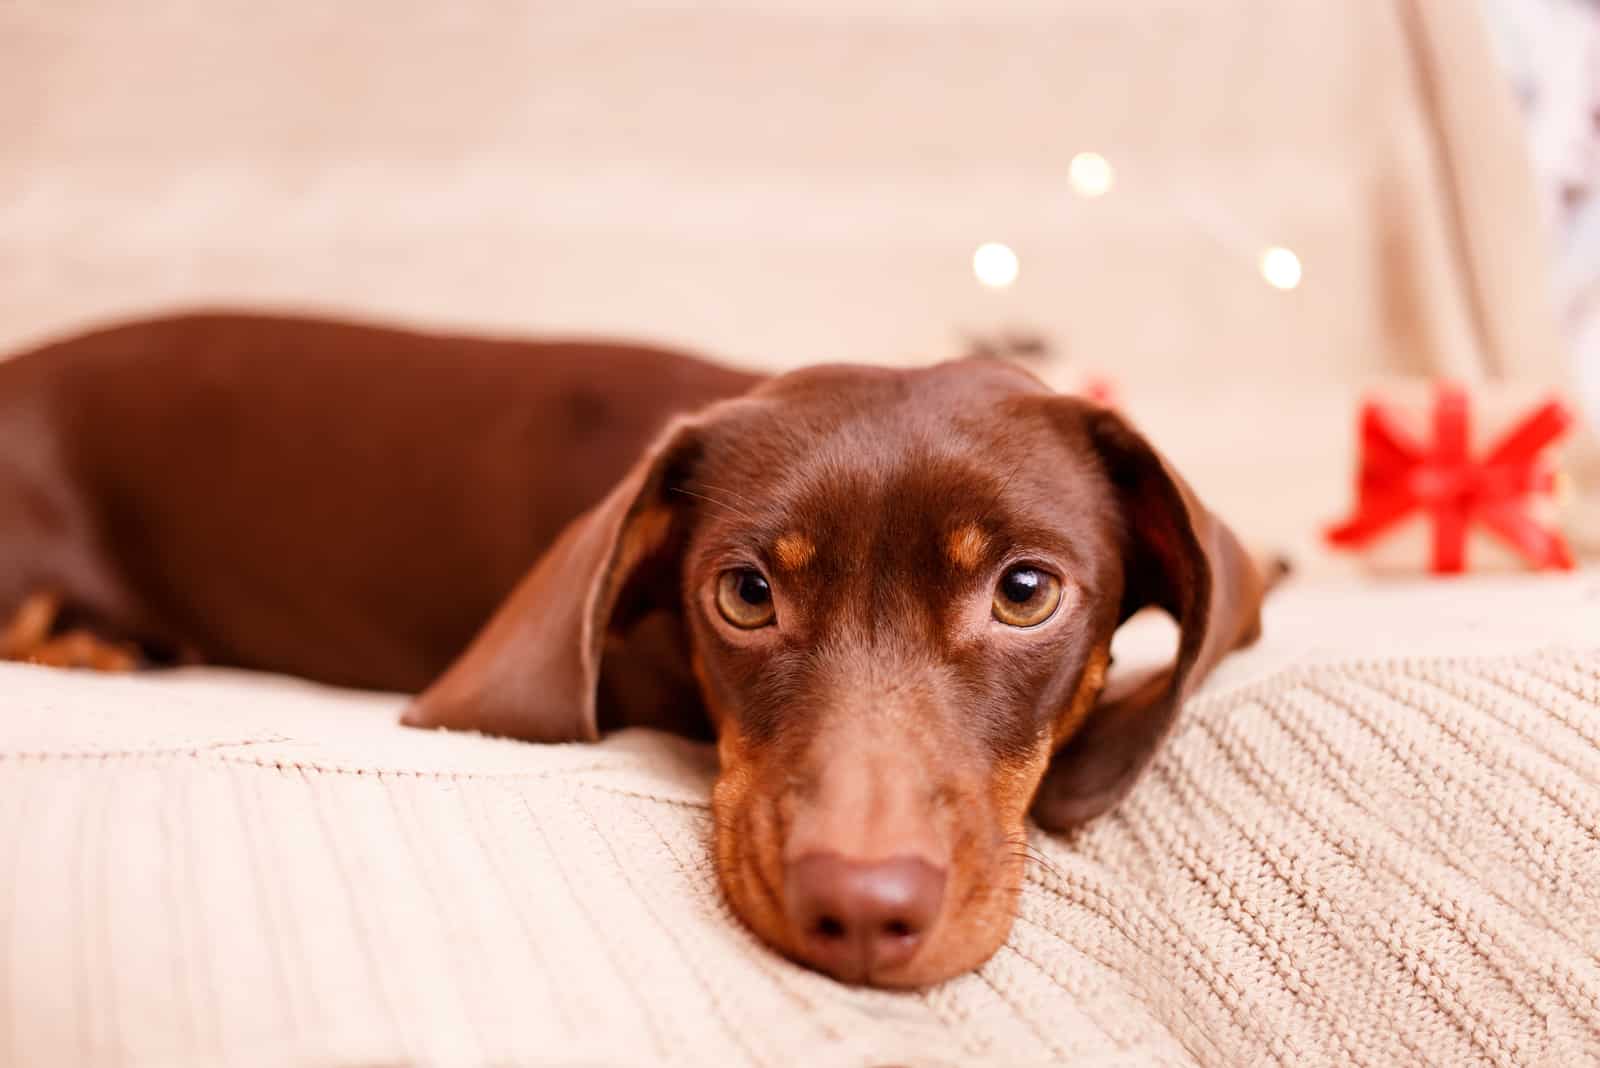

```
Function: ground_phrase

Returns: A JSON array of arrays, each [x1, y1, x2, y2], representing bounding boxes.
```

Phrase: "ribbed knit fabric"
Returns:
[[3, 579, 1599, 1066]]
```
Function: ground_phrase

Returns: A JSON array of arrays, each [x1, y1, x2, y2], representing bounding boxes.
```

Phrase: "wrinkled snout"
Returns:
[[783, 853, 946, 983]]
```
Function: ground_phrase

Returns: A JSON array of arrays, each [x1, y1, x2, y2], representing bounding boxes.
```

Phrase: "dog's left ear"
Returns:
[[1031, 400, 1266, 831], [401, 414, 716, 744]]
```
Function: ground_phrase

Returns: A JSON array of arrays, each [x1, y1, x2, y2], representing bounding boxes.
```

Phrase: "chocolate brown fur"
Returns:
[[2, 311, 1264, 988]]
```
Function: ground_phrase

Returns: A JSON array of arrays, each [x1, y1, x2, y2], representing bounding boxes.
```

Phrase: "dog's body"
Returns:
[[1, 311, 1266, 988], [0, 312, 758, 688]]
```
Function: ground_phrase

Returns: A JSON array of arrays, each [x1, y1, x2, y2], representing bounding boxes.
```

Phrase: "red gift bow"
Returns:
[[1325, 382, 1574, 573]]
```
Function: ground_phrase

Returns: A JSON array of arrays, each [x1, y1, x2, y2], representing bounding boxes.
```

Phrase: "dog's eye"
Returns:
[[992, 565, 1062, 627], [715, 568, 777, 629]]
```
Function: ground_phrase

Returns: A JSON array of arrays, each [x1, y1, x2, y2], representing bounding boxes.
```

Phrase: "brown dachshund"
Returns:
[[0, 311, 1266, 988]]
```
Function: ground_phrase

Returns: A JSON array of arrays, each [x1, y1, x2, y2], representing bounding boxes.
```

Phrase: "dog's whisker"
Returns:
[[1003, 846, 1066, 881], [685, 480, 761, 510], [668, 485, 756, 521]]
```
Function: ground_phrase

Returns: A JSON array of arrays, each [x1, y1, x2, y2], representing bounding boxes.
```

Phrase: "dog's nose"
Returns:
[[783, 852, 946, 983]]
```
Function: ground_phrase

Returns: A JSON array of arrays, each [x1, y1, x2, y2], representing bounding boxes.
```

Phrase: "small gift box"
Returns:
[[1325, 380, 1576, 574]]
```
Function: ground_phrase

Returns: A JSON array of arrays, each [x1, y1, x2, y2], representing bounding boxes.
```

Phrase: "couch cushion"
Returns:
[[4, 574, 1598, 1065]]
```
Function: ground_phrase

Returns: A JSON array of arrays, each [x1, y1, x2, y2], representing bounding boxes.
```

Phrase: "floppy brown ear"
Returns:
[[1031, 402, 1266, 831], [400, 417, 710, 743]]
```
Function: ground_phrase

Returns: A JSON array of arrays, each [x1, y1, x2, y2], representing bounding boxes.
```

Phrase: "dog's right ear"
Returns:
[[1030, 399, 1266, 832], [401, 413, 716, 744]]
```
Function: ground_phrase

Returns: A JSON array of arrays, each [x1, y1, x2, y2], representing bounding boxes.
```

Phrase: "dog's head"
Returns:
[[404, 359, 1264, 987]]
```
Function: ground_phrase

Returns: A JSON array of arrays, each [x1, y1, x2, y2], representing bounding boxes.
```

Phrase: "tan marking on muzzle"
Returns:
[[1053, 640, 1112, 749]]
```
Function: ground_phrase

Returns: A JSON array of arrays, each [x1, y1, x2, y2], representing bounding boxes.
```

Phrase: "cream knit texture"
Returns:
[[3, 577, 1598, 1066]]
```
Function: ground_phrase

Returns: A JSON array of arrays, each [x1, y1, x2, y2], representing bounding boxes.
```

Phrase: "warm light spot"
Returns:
[[1068, 152, 1115, 198], [773, 532, 815, 571], [945, 524, 990, 570], [973, 242, 1019, 289], [1260, 246, 1303, 290]]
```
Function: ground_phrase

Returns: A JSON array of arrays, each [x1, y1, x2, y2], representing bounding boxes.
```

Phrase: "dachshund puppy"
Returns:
[[1, 312, 1265, 988]]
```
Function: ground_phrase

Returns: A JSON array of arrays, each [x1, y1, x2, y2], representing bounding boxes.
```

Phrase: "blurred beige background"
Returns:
[[0, 0, 1577, 560]]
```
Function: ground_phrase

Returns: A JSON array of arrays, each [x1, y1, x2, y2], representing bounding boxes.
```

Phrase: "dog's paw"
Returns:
[[21, 630, 140, 672], [2, 592, 139, 671], [0, 590, 62, 660]]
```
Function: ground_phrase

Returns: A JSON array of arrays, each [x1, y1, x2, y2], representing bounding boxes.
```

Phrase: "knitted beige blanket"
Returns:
[[4, 577, 1599, 1066]]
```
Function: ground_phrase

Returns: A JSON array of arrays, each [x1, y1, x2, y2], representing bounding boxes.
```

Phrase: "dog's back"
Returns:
[[0, 311, 759, 689]]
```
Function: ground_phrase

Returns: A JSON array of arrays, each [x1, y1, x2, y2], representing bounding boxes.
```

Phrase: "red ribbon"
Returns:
[[1325, 383, 1574, 573]]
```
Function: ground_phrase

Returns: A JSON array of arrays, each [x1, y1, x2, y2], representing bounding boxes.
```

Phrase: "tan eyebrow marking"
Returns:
[[945, 524, 989, 570], [773, 532, 815, 571]]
